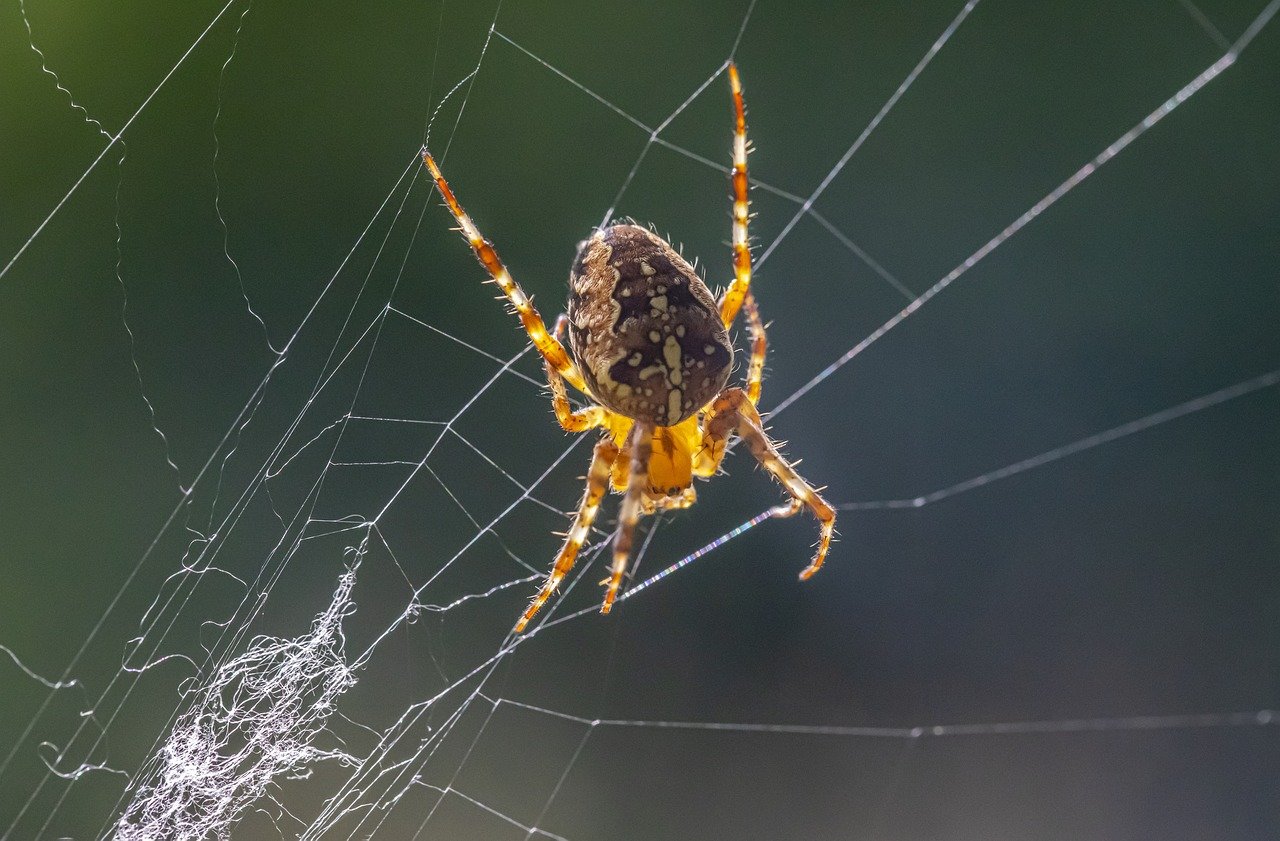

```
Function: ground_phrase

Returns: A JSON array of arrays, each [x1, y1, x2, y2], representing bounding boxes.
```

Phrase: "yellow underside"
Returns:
[[605, 413, 712, 496]]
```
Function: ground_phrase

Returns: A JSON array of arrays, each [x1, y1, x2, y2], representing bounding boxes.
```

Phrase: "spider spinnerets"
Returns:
[[421, 63, 835, 634]]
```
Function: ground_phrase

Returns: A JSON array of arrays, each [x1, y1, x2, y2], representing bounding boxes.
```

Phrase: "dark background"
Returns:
[[2, 0, 1278, 838]]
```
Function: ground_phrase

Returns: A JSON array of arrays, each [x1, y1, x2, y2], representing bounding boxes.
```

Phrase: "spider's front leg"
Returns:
[[601, 423, 654, 614], [700, 388, 835, 579], [719, 63, 753, 328], [716, 64, 767, 406], [422, 151, 588, 394], [515, 436, 619, 633]]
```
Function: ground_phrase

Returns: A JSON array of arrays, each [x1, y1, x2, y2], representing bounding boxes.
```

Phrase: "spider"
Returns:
[[421, 64, 835, 633]]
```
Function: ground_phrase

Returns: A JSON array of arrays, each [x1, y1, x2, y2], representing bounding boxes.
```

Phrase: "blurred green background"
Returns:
[[2, 0, 1278, 838]]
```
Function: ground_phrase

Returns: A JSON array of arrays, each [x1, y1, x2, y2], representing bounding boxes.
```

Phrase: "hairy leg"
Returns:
[[700, 388, 835, 578], [515, 437, 619, 632], [601, 423, 653, 613], [422, 151, 587, 393], [718, 63, 754, 328], [741, 290, 766, 405]]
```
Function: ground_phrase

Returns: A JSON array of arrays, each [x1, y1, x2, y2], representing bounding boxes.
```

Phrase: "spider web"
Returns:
[[2, 0, 1278, 838]]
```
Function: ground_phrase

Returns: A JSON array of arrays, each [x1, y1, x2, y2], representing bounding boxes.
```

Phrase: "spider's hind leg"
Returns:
[[701, 388, 835, 579], [601, 423, 654, 614], [516, 437, 619, 633]]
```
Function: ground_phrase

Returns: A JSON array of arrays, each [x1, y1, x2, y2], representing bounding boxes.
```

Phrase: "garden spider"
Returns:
[[422, 64, 835, 633]]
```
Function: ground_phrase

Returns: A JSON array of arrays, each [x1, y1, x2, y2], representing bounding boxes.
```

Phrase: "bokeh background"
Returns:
[[2, 0, 1278, 838]]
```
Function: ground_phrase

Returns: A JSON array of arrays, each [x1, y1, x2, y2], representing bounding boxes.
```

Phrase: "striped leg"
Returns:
[[742, 290, 767, 405], [719, 66, 766, 405], [718, 63, 753, 328], [601, 423, 654, 614], [422, 151, 587, 393], [515, 437, 619, 633], [700, 388, 835, 579], [547, 314, 607, 432], [548, 357, 606, 432]]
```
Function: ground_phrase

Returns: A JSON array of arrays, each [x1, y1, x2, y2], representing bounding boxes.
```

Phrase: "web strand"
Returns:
[[0, 0, 240, 284]]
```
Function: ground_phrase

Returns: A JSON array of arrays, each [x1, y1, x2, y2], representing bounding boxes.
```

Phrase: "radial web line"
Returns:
[[624, 366, 1280, 598], [490, 30, 916, 300], [769, 0, 1280, 418], [493, 699, 1276, 739], [839, 367, 1280, 511], [755, 0, 983, 267]]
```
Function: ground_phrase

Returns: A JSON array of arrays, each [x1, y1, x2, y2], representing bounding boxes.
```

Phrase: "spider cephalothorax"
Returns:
[[567, 224, 733, 427], [422, 64, 835, 634]]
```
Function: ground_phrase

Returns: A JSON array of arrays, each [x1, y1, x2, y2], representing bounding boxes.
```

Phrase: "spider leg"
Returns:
[[718, 63, 753, 328], [701, 388, 835, 579], [515, 437, 619, 633], [422, 151, 588, 393], [718, 65, 767, 405], [742, 289, 767, 405], [545, 314, 607, 432], [601, 423, 654, 614], [546, 358, 608, 432]]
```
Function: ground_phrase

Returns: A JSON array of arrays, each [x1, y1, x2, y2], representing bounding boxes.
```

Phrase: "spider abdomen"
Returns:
[[567, 224, 733, 427]]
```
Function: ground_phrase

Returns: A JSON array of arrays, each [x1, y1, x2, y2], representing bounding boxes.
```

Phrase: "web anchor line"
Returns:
[[838, 367, 1280, 512], [611, 366, 1280, 602], [492, 697, 1277, 739]]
